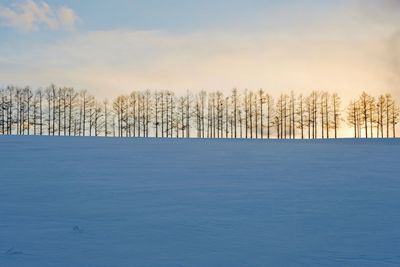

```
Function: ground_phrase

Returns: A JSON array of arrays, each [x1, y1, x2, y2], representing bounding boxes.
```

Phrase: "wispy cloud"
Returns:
[[355, 0, 400, 91], [0, 29, 395, 100], [0, 0, 78, 32]]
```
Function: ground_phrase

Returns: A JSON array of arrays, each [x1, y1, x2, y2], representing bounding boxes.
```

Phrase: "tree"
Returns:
[[297, 94, 305, 139], [332, 93, 341, 138], [348, 100, 360, 138], [389, 96, 399, 138], [359, 92, 371, 138], [377, 95, 386, 138]]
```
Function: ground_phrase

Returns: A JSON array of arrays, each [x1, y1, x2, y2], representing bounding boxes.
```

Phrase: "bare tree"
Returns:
[[332, 93, 341, 138]]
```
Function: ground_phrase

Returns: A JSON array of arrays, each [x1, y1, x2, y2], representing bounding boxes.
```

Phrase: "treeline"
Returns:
[[0, 85, 398, 139]]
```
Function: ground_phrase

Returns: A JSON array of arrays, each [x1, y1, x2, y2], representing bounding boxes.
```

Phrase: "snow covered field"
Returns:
[[0, 136, 399, 267]]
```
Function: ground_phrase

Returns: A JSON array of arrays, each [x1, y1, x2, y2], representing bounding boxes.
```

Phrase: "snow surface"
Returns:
[[0, 136, 399, 267]]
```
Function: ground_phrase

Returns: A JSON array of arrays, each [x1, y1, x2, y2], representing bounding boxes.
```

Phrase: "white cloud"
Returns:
[[0, 0, 78, 32], [57, 6, 77, 31]]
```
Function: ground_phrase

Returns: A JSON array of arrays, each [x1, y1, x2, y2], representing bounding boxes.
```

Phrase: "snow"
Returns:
[[0, 136, 399, 267]]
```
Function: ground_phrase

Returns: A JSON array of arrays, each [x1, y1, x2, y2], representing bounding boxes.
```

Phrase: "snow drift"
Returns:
[[0, 136, 399, 266]]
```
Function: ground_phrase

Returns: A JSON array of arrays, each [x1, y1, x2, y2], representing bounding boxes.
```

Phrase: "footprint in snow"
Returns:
[[4, 248, 25, 256], [73, 225, 83, 234]]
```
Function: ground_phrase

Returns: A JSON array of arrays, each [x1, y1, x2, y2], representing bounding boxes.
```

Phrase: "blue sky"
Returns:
[[0, 0, 347, 39], [0, 0, 331, 30], [0, 0, 399, 100]]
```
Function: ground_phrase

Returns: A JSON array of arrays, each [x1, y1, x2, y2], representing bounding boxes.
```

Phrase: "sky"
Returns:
[[0, 0, 399, 101]]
